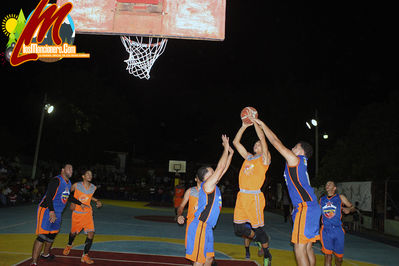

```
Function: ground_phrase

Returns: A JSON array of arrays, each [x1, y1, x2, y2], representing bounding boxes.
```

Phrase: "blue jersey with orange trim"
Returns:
[[40, 175, 71, 214], [284, 155, 317, 207], [320, 194, 342, 227], [194, 182, 222, 228]]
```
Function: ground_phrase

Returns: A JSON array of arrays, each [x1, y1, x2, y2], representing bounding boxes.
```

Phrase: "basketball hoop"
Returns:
[[120, 35, 167, 80]]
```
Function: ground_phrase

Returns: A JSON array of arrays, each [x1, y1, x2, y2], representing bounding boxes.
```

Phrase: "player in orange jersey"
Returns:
[[63, 170, 102, 264], [176, 176, 202, 247], [233, 120, 272, 265]]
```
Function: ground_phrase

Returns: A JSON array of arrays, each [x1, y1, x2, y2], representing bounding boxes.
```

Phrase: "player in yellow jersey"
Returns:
[[63, 170, 102, 264], [233, 120, 272, 265]]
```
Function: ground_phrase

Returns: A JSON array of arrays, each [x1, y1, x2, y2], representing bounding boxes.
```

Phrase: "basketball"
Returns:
[[240, 107, 258, 125]]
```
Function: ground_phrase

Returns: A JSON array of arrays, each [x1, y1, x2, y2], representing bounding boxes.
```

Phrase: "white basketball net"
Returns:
[[121, 36, 168, 80]]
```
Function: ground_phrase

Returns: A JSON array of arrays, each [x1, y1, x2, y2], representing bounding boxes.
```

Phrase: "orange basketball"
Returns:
[[240, 107, 258, 125]]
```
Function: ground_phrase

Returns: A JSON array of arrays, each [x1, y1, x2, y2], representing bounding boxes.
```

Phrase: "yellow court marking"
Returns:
[[2, 234, 378, 266]]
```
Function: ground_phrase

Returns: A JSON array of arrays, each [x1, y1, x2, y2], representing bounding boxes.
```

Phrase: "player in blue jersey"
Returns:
[[186, 135, 233, 266], [320, 181, 354, 266], [30, 164, 88, 266], [250, 117, 321, 266]]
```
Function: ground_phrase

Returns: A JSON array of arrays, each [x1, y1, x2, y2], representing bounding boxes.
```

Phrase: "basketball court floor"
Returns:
[[0, 200, 397, 265]]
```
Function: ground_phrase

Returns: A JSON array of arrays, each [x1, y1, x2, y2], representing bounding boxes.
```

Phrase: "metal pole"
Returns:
[[315, 109, 319, 178], [384, 178, 389, 231], [31, 93, 47, 180]]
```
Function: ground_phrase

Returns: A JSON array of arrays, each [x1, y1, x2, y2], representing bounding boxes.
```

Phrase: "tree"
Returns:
[[318, 91, 399, 183]]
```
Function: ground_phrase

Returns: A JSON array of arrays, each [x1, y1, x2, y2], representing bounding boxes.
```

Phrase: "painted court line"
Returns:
[[52, 255, 192, 265], [0, 251, 30, 255], [12, 257, 30, 266], [11, 254, 192, 266], [0, 221, 34, 230]]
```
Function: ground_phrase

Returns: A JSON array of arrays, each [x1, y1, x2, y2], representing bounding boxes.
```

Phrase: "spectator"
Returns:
[[352, 202, 362, 232]]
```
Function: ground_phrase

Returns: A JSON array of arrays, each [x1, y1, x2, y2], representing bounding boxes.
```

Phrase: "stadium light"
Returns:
[[45, 104, 54, 114]]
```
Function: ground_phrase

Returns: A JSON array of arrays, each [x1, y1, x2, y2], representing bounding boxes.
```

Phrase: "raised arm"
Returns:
[[253, 118, 299, 167], [251, 117, 271, 165], [203, 135, 231, 193], [233, 123, 252, 159], [218, 146, 234, 183]]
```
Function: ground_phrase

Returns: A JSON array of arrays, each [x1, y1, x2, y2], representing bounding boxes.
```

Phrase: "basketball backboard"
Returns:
[[168, 160, 186, 174], [56, 0, 226, 41]]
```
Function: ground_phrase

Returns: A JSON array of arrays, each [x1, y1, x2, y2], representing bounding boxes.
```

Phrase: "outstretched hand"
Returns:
[[222, 134, 230, 148], [249, 116, 262, 125]]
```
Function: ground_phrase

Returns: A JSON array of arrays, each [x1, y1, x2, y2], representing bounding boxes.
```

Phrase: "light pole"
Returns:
[[31, 93, 54, 180], [305, 110, 327, 178]]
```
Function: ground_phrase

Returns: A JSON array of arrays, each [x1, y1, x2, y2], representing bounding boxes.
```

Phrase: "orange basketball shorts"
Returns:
[[71, 211, 95, 234], [185, 220, 214, 264], [234, 190, 265, 228]]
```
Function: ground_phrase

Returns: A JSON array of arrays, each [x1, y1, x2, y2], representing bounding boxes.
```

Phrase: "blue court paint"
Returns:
[[2, 203, 399, 265]]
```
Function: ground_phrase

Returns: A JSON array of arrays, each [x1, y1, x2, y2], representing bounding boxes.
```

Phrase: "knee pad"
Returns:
[[234, 223, 252, 238], [253, 227, 269, 244], [37, 233, 57, 243], [36, 235, 45, 243]]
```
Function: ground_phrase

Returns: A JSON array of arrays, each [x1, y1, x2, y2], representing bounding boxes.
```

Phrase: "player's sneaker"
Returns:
[[40, 253, 55, 260], [63, 245, 72, 255], [255, 241, 264, 257], [81, 254, 94, 264]]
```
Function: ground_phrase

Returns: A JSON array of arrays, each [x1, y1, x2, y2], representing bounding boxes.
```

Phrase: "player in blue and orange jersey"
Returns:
[[252, 117, 321, 266], [233, 119, 271, 265], [185, 135, 233, 266], [63, 170, 102, 264], [30, 164, 88, 266], [320, 181, 354, 266]]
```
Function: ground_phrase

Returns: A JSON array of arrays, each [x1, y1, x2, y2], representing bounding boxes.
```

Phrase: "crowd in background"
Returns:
[[0, 155, 362, 233], [1, 156, 39, 207], [0, 155, 267, 209]]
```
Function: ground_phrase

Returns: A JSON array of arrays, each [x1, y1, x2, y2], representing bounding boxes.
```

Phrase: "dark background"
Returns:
[[0, 0, 396, 186]]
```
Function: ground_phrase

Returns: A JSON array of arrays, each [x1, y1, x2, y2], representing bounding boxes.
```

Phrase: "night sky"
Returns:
[[0, 1, 395, 180]]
